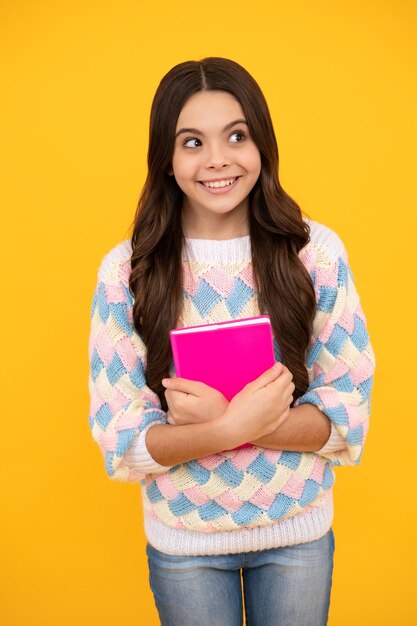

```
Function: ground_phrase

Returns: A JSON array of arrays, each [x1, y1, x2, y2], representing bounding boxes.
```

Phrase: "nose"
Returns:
[[205, 143, 230, 169]]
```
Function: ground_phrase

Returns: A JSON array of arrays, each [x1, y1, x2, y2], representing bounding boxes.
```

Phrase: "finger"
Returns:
[[283, 377, 295, 400], [278, 366, 293, 381], [162, 377, 202, 396], [268, 369, 294, 390], [167, 410, 178, 425], [248, 362, 284, 391], [165, 389, 189, 411], [283, 388, 294, 406]]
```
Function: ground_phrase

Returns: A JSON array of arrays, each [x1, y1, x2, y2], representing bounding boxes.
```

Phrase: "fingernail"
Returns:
[[272, 362, 282, 370], [162, 378, 170, 386]]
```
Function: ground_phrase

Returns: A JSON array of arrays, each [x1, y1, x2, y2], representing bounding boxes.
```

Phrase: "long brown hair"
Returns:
[[129, 57, 316, 411]]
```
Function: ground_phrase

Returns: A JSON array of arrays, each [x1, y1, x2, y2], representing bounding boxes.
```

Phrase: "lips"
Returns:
[[199, 176, 240, 185], [201, 177, 237, 188], [198, 176, 241, 194]]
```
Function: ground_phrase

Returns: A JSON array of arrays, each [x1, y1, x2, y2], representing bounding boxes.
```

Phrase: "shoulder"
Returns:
[[301, 218, 348, 268], [96, 239, 133, 286]]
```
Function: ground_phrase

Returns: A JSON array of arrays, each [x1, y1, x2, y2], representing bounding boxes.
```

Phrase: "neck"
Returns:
[[181, 201, 249, 240]]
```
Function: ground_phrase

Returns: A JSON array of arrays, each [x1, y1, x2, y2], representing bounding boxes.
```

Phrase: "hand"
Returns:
[[218, 362, 295, 448], [162, 377, 229, 426]]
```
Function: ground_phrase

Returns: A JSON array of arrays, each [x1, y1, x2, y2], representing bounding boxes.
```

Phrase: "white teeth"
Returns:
[[201, 177, 237, 188]]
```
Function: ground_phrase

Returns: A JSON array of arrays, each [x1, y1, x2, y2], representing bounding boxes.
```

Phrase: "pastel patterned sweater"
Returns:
[[88, 219, 375, 556]]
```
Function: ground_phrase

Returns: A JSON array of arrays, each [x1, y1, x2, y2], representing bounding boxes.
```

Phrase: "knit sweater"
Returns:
[[88, 219, 375, 556]]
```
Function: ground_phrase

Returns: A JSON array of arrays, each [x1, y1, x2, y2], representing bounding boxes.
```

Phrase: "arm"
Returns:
[[88, 244, 173, 482], [251, 237, 375, 465], [250, 403, 333, 451], [146, 363, 295, 466], [161, 365, 340, 454], [285, 244, 375, 464], [299, 247, 375, 466], [144, 420, 233, 466], [162, 377, 342, 454]]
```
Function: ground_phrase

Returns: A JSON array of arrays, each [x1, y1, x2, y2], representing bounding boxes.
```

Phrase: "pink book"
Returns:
[[169, 315, 276, 449]]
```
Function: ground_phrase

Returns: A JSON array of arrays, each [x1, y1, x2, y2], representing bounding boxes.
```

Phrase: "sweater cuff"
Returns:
[[316, 422, 347, 454], [123, 421, 174, 475]]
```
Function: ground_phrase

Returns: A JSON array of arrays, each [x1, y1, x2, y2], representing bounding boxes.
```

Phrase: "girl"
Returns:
[[88, 57, 375, 626]]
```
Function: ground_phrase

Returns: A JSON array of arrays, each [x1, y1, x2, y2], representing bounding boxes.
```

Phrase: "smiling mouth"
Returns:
[[199, 177, 240, 189]]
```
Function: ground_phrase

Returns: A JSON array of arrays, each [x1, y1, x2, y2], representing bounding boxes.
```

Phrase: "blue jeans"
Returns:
[[146, 527, 335, 626]]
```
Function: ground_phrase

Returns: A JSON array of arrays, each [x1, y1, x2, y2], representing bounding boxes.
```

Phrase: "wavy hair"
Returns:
[[129, 57, 316, 411]]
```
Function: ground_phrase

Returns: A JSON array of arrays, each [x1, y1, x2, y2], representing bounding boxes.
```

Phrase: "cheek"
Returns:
[[245, 146, 262, 176], [172, 155, 197, 183]]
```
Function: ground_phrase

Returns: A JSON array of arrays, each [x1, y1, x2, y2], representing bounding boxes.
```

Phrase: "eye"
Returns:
[[229, 130, 246, 143], [183, 137, 202, 148]]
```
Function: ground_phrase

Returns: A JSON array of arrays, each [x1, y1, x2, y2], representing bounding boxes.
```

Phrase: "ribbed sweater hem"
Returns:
[[143, 491, 334, 556]]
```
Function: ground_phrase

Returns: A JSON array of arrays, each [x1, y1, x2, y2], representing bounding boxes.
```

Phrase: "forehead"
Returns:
[[175, 90, 244, 129]]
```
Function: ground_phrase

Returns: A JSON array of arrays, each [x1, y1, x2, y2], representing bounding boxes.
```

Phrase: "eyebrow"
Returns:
[[175, 119, 248, 139]]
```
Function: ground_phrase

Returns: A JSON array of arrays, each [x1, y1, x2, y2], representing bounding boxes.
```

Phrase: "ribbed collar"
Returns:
[[182, 235, 251, 263]]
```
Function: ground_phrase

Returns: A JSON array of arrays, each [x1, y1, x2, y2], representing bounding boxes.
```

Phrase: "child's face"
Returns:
[[170, 90, 261, 234]]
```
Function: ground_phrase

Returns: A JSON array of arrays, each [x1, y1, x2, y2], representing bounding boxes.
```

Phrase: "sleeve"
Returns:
[[316, 422, 348, 455], [87, 246, 173, 482], [294, 238, 376, 466]]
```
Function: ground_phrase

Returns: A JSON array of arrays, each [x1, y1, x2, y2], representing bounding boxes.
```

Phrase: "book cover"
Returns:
[[169, 316, 276, 449]]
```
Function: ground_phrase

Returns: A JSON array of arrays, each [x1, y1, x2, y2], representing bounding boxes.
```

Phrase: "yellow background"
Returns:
[[1, 0, 415, 624]]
